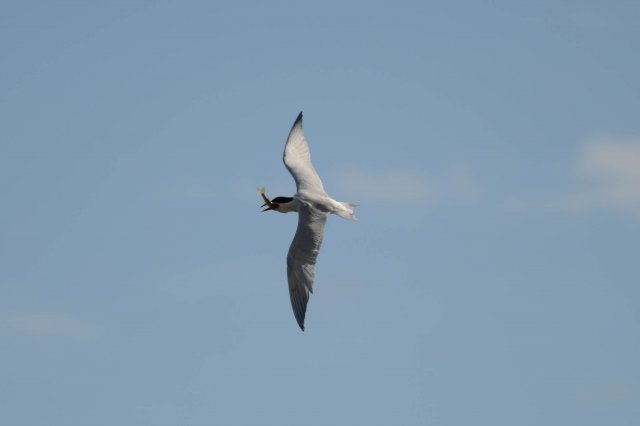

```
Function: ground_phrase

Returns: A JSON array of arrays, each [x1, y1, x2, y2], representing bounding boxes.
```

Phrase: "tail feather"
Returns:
[[336, 201, 358, 221]]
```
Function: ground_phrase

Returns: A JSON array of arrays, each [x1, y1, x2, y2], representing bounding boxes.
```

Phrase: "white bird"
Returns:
[[259, 112, 357, 331]]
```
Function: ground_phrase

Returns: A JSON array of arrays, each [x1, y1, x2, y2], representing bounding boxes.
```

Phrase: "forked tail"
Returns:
[[335, 201, 358, 221]]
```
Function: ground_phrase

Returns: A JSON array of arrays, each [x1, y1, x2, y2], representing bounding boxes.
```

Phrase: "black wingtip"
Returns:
[[296, 315, 305, 331], [288, 112, 304, 137]]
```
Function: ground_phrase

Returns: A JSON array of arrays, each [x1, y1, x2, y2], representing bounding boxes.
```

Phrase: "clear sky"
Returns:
[[1, 1, 639, 425]]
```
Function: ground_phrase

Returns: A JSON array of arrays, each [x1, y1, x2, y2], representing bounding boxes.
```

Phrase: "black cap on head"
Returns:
[[272, 196, 293, 204]]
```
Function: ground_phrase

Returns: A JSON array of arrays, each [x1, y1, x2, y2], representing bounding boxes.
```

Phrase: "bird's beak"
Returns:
[[258, 187, 277, 212]]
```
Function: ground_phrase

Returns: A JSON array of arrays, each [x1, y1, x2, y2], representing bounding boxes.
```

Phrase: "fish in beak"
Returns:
[[258, 187, 279, 212]]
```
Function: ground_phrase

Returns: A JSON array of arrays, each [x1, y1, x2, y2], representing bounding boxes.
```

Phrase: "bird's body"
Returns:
[[260, 112, 357, 331], [275, 191, 355, 217]]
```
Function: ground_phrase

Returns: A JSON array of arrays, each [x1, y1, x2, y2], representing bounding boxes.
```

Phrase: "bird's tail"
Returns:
[[335, 202, 358, 221]]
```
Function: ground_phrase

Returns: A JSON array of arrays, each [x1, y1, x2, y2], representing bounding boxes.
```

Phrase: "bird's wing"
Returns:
[[283, 112, 326, 193], [287, 203, 328, 331]]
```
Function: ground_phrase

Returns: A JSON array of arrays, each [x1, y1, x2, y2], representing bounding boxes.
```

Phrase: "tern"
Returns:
[[259, 112, 357, 331]]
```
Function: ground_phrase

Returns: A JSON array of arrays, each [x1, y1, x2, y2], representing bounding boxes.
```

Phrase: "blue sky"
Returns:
[[1, 1, 639, 425]]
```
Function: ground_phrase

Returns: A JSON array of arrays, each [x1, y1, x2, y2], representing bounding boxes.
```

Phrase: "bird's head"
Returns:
[[258, 188, 296, 213], [262, 196, 295, 212]]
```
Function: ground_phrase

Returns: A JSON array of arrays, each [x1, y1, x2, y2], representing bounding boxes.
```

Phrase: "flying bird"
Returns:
[[259, 112, 357, 331]]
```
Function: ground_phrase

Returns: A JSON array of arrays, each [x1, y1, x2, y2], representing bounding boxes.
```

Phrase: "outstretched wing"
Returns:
[[283, 112, 325, 193], [287, 203, 328, 331]]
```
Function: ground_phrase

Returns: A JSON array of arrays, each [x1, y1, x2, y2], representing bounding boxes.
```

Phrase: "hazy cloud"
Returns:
[[506, 136, 640, 216], [337, 169, 433, 202], [577, 137, 640, 213], [336, 166, 482, 205], [0, 313, 97, 339]]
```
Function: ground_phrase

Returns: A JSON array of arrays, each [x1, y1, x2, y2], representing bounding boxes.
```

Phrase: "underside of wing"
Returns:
[[287, 204, 327, 331], [283, 112, 325, 193]]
